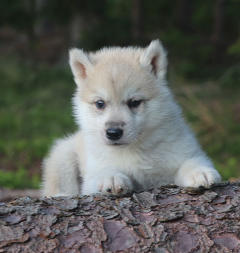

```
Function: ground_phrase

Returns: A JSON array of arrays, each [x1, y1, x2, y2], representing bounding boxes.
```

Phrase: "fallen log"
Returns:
[[0, 188, 39, 202], [0, 182, 240, 252]]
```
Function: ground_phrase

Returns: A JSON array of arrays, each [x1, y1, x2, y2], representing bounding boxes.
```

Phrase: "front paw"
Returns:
[[175, 167, 221, 188], [82, 172, 133, 195], [99, 172, 133, 195]]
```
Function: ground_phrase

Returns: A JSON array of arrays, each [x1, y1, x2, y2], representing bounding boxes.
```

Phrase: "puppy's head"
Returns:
[[69, 40, 168, 146]]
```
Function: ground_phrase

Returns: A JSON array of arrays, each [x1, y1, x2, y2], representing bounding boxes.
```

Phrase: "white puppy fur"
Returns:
[[41, 40, 221, 197]]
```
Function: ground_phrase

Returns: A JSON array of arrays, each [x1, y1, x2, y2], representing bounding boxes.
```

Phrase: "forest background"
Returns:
[[0, 0, 239, 189]]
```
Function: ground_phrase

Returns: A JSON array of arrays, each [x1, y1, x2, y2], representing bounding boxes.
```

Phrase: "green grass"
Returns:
[[0, 167, 39, 189], [0, 58, 239, 189], [0, 57, 76, 188]]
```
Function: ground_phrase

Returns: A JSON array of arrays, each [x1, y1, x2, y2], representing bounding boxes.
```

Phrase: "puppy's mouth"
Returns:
[[106, 141, 129, 146], [112, 142, 126, 146]]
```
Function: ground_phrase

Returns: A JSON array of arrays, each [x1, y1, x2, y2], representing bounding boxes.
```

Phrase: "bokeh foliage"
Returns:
[[0, 0, 239, 188]]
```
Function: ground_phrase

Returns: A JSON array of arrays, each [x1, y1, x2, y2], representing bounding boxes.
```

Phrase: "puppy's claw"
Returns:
[[117, 187, 124, 194], [82, 172, 133, 195], [101, 173, 132, 195]]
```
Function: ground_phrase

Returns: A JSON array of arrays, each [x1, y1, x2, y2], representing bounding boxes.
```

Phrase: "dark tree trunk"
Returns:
[[174, 0, 193, 33], [0, 182, 240, 252], [24, 0, 37, 61], [131, 0, 143, 43], [211, 0, 225, 46]]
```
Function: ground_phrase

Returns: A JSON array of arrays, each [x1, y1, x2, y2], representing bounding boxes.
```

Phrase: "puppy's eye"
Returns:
[[127, 99, 142, 109], [95, 100, 105, 109]]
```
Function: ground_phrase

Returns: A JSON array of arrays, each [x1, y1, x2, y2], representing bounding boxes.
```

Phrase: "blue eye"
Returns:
[[95, 100, 105, 109], [127, 99, 142, 109]]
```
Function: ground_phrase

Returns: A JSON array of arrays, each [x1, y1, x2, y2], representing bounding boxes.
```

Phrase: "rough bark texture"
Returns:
[[0, 182, 240, 252]]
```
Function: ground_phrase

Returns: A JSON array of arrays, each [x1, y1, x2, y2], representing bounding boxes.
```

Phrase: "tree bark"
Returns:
[[0, 182, 240, 252]]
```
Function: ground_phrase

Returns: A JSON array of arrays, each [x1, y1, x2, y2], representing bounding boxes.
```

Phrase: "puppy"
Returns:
[[41, 40, 221, 196]]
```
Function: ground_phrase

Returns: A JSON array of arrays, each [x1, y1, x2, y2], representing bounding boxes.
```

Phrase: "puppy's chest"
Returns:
[[81, 145, 177, 188], [85, 146, 161, 173]]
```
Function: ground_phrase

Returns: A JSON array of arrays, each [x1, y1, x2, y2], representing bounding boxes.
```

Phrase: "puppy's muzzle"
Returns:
[[106, 128, 123, 141]]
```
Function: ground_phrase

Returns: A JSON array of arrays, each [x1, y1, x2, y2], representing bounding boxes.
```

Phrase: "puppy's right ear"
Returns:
[[69, 48, 92, 81]]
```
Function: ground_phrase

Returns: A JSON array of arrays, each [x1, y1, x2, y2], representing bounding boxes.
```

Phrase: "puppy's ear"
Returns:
[[69, 48, 92, 81], [140, 40, 167, 79]]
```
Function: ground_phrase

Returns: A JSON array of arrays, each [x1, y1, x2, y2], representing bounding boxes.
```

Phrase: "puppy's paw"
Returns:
[[175, 166, 221, 188], [99, 173, 133, 195], [82, 172, 133, 195]]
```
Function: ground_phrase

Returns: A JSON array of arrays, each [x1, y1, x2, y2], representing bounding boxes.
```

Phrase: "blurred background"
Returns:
[[0, 0, 239, 190]]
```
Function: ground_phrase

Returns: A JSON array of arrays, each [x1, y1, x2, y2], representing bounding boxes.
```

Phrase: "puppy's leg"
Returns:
[[82, 170, 133, 195], [41, 135, 80, 197], [175, 156, 221, 188]]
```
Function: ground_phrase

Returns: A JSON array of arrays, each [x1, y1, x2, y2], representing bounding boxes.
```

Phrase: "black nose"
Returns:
[[106, 128, 123, 141]]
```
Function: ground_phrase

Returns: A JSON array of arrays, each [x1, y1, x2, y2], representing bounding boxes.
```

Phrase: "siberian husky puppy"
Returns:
[[41, 40, 221, 196]]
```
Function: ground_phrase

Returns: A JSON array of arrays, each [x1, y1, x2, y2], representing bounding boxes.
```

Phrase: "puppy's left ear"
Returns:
[[140, 40, 167, 79]]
